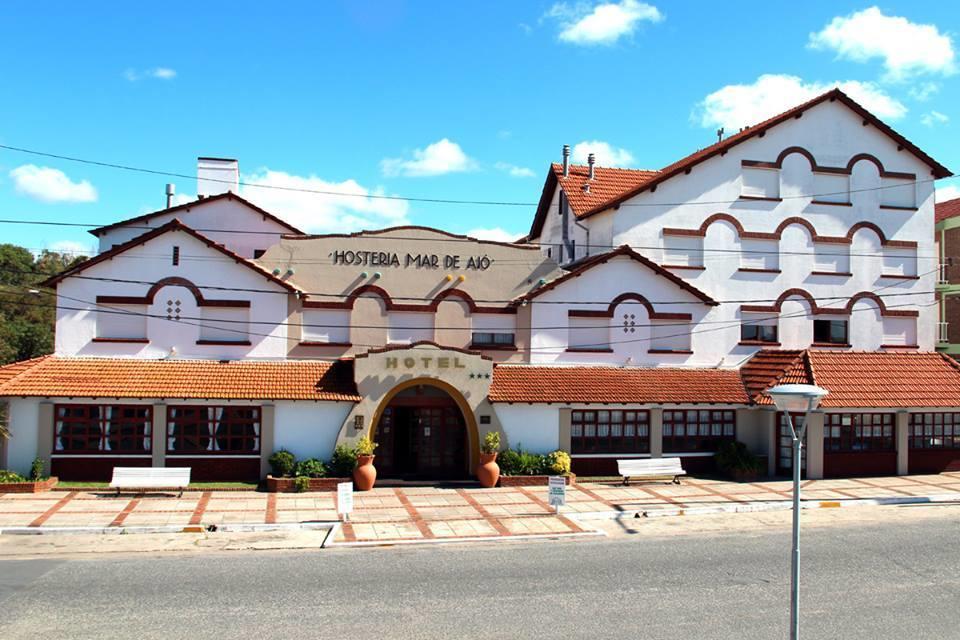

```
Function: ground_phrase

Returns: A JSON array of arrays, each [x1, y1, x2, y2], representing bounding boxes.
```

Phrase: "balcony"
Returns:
[[938, 321, 950, 344]]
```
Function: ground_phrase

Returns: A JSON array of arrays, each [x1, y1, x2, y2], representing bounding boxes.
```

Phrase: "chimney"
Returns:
[[197, 157, 240, 197], [562, 144, 570, 177], [587, 153, 596, 181], [165, 183, 176, 208]]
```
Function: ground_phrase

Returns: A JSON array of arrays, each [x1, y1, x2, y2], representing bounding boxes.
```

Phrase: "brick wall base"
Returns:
[[0, 477, 59, 493], [499, 474, 576, 487], [265, 476, 352, 492]]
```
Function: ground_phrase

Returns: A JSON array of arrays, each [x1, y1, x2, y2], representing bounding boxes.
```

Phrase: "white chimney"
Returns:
[[197, 157, 239, 197]]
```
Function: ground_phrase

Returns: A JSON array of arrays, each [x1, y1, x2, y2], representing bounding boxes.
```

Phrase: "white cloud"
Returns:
[[809, 7, 955, 81], [465, 227, 524, 243], [909, 82, 940, 101], [47, 240, 94, 256], [239, 168, 409, 233], [381, 139, 477, 177], [495, 162, 536, 178], [695, 74, 907, 131], [124, 67, 177, 81], [921, 111, 949, 127], [9, 165, 98, 203], [547, 0, 662, 45], [571, 140, 635, 167], [937, 184, 960, 203]]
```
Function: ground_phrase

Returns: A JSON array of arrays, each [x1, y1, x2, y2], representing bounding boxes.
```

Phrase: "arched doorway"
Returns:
[[373, 383, 469, 479]]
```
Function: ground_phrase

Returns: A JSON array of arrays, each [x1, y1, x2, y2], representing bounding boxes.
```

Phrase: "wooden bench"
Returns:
[[617, 458, 686, 486], [110, 467, 191, 497]]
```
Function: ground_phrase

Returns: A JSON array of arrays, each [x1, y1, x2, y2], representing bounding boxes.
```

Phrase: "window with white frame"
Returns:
[[813, 243, 851, 274], [741, 166, 779, 199], [879, 176, 916, 209], [472, 314, 516, 347], [811, 172, 849, 204], [302, 309, 350, 344], [96, 304, 147, 340], [166, 406, 260, 454], [740, 312, 779, 344], [568, 316, 610, 351], [649, 321, 691, 352], [739, 238, 779, 271], [663, 409, 736, 452], [662, 235, 704, 268], [199, 307, 250, 343], [54, 404, 151, 453], [881, 316, 917, 346], [388, 311, 433, 344], [881, 246, 917, 277]]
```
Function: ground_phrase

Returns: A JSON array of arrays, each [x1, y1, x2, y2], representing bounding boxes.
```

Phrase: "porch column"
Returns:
[[151, 403, 166, 468], [558, 408, 572, 452], [767, 409, 778, 477], [260, 404, 276, 480], [805, 411, 825, 480], [36, 402, 54, 476], [649, 407, 663, 458], [896, 411, 909, 476], [0, 401, 8, 470]]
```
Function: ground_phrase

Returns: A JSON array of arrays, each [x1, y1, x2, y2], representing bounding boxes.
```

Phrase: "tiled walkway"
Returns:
[[2, 473, 959, 544]]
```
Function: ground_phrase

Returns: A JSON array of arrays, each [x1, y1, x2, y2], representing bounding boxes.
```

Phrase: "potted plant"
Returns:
[[477, 431, 501, 488], [715, 441, 764, 482], [352, 436, 378, 491]]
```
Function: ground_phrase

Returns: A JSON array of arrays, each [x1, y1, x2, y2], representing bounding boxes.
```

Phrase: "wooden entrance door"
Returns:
[[375, 397, 467, 479]]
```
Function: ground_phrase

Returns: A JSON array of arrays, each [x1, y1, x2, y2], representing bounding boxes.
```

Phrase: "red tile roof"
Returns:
[[41, 219, 302, 293], [743, 349, 960, 408], [89, 191, 304, 237], [514, 245, 718, 306], [0, 357, 360, 401], [489, 365, 749, 404], [936, 197, 960, 224], [529, 88, 952, 239]]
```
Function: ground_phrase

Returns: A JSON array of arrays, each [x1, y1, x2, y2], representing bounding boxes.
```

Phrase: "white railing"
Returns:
[[938, 263, 950, 285], [938, 322, 950, 343]]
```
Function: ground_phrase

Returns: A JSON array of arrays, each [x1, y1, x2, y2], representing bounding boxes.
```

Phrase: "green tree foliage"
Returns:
[[0, 244, 87, 365]]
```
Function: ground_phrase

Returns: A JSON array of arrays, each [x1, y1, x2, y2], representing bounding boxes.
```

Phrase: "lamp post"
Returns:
[[766, 384, 828, 640]]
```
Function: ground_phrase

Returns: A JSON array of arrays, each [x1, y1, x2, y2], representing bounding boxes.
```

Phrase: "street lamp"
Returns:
[[767, 384, 828, 640]]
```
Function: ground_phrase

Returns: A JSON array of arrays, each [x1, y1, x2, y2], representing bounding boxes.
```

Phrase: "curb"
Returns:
[[0, 522, 338, 536], [321, 522, 606, 548]]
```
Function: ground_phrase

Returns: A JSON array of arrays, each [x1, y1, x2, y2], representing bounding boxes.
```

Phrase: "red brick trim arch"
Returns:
[[569, 292, 693, 321], [741, 288, 919, 317], [97, 276, 250, 308]]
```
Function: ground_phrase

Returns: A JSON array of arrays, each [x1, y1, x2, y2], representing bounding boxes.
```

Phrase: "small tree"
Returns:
[[481, 431, 501, 455]]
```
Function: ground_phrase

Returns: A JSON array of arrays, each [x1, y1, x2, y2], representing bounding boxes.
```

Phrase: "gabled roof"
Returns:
[[88, 191, 304, 237], [936, 196, 960, 224], [41, 219, 302, 293], [742, 349, 960, 408], [514, 245, 718, 306], [529, 88, 953, 238], [0, 356, 360, 401], [489, 365, 748, 404]]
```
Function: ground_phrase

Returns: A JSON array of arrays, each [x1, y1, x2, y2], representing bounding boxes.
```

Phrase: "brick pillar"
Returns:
[[649, 407, 663, 458], [151, 403, 166, 468], [896, 411, 909, 476], [805, 412, 825, 480], [558, 408, 572, 452], [37, 402, 54, 476], [260, 404, 276, 480]]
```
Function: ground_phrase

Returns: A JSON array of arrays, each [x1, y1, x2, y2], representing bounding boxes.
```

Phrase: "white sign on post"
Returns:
[[548, 476, 566, 513], [337, 481, 354, 521]]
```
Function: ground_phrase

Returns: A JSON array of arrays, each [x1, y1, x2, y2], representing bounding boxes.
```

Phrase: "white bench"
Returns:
[[617, 458, 686, 486], [110, 467, 191, 497]]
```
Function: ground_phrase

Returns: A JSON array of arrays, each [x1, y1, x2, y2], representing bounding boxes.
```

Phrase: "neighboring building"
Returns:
[[2, 88, 960, 482], [935, 196, 960, 356]]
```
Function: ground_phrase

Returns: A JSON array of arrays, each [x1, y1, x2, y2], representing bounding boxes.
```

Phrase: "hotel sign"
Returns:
[[385, 356, 467, 370], [332, 250, 492, 271]]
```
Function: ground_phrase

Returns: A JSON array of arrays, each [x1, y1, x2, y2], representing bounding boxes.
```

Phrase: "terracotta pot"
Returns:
[[476, 452, 500, 488], [353, 454, 377, 491]]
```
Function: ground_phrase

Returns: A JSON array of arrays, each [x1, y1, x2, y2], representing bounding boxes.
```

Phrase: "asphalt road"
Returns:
[[1, 509, 959, 639]]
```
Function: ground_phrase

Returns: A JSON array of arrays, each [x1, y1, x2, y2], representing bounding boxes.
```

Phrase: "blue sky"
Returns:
[[0, 1, 957, 254]]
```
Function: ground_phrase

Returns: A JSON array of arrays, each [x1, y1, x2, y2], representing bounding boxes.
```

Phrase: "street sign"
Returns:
[[337, 481, 354, 520], [548, 476, 566, 513]]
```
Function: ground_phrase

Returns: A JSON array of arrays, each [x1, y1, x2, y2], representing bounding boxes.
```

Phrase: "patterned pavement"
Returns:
[[2, 473, 960, 544]]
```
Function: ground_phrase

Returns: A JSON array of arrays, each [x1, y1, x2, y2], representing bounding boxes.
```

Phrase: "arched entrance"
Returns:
[[372, 382, 470, 479]]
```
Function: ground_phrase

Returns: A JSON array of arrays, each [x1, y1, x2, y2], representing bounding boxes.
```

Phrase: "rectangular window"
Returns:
[[741, 166, 779, 199], [880, 176, 916, 209], [471, 332, 515, 346], [739, 238, 779, 271], [568, 316, 610, 351], [167, 406, 261, 454], [388, 312, 434, 344], [199, 307, 250, 343], [472, 314, 516, 348], [881, 247, 917, 278], [824, 413, 894, 452], [813, 244, 850, 274], [909, 413, 960, 450], [53, 404, 151, 454], [741, 323, 778, 343], [813, 319, 848, 345], [172, 246, 180, 266], [96, 304, 148, 340], [649, 321, 691, 352], [662, 235, 704, 268], [662, 409, 736, 452], [302, 309, 350, 344], [811, 173, 850, 204], [571, 410, 650, 454]]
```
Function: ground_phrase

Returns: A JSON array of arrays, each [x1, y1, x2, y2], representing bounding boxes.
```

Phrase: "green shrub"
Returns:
[[715, 441, 764, 476], [0, 470, 27, 483], [294, 458, 328, 478], [268, 449, 296, 477], [481, 431, 501, 455], [497, 445, 548, 475], [30, 456, 45, 481], [354, 436, 377, 456], [294, 476, 310, 493], [546, 450, 572, 475], [329, 444, 358, 477], [497, 448, 522, 475]]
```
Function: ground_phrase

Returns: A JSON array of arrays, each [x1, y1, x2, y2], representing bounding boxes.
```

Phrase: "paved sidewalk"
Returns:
[[2, 473, 959, 545]]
